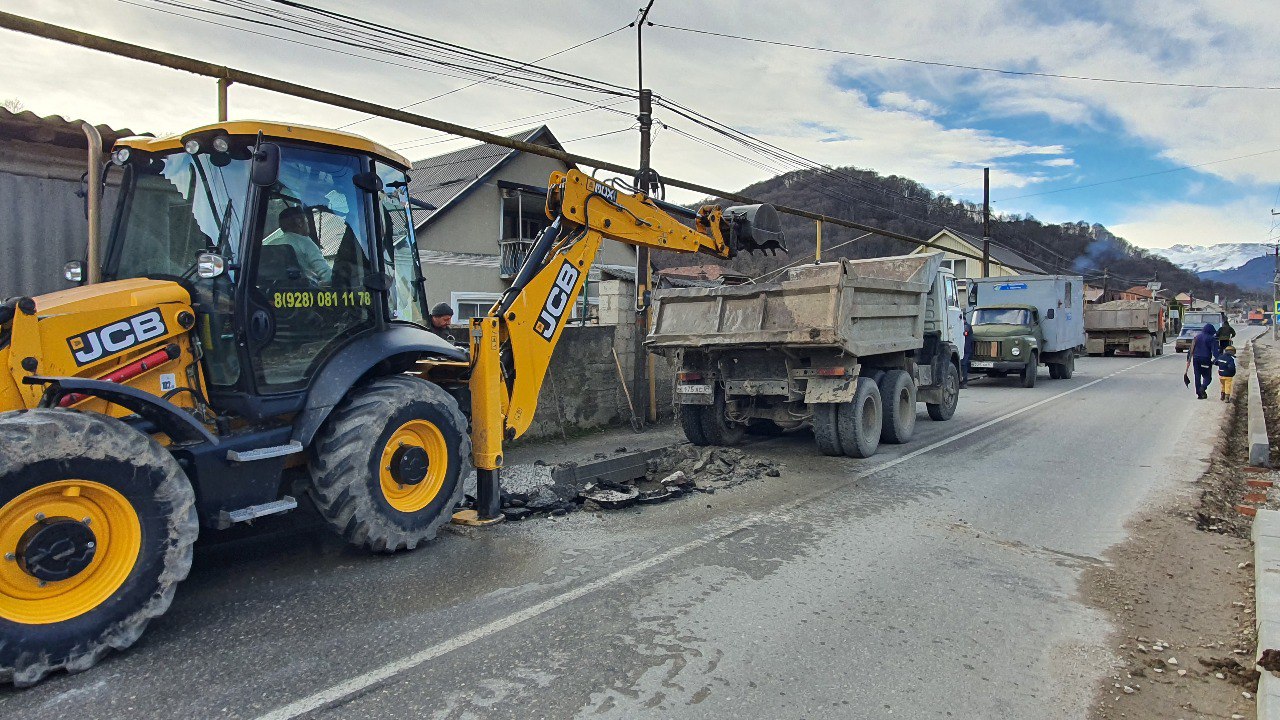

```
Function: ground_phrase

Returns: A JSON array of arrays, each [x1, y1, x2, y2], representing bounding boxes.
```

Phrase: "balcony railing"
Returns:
[[500, 238, 534, 279]]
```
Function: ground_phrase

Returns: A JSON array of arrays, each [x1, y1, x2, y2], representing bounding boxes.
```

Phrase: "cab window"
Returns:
[[248, 146, 374, 391], [375, 163, 427, 326]]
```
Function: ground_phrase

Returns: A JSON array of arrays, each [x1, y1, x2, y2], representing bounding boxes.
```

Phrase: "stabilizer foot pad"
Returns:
[[451, 509, 505, 527]]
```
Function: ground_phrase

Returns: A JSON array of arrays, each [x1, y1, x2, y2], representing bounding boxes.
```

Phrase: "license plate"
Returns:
[[970, 361, 994, 369], [677, 384, 712, 394]]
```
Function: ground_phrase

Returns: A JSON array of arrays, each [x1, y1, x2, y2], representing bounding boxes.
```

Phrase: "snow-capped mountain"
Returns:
[[1151, 243, 1272, 273]]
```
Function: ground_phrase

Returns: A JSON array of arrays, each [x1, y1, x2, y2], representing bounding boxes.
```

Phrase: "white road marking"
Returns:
[[254, 355, 1167, 720]]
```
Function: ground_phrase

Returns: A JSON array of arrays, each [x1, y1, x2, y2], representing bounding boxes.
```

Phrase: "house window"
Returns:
[[940, 258, 968, 278], [451, 291, 502, 321]]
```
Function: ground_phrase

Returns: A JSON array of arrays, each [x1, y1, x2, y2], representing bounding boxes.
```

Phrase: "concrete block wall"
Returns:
[[523, 324, 678, 440]]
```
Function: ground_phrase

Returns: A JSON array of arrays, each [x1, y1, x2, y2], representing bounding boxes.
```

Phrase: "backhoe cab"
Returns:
[[0, 120, 784, 686]]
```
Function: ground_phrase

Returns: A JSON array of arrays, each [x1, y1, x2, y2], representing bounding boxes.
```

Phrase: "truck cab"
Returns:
[[967, 304, 1047, 384]]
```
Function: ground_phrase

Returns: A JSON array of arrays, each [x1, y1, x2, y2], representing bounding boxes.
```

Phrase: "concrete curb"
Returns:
[[1254, 509, 1280, 717], [1250, 339, 1270, 468]]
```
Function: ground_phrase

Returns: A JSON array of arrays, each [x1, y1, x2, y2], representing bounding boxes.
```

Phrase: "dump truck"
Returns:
[[967, 275, 1086, 387], [649, 252, 963, 458], [1084, 299, 1166, 357]]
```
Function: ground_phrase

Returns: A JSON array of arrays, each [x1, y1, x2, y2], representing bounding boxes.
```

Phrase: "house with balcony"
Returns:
[[407, 125, 637, 321]]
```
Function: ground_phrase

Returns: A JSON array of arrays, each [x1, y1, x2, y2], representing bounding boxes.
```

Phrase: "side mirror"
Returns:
[[196, 253, 227, 279], [63, 260, 84, 284], [353, 171, 383, 193], [1046, 308, 1055, 320], [250, 142, 280, 187]]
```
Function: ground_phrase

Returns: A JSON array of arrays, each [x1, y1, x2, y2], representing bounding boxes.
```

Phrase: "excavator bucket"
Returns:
[[722, 203, 786, 255]]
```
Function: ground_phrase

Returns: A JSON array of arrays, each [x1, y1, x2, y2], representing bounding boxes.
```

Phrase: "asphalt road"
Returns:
[[1, 333, 1252, 720]]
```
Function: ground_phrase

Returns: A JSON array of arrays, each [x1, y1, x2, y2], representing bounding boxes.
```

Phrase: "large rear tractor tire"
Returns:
[[679, 404, 710, 446], [838, 377, 883, 458], [927, 362, 960, 421], [812, 404, 843, 456], [309, 376, 470, 553], [0, 409, 197, 687], [877, 369, 916, 444]]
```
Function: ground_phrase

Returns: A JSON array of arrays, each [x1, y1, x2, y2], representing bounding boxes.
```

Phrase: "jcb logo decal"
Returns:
[[67, 309, 168, 366], [534, 262, 580, 341], [587, 179, 618, 204]]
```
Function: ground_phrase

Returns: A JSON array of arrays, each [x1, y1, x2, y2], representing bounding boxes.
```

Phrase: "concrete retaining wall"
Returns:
[[522, 323, 678, 441], [1254, 509, 1280, 717]]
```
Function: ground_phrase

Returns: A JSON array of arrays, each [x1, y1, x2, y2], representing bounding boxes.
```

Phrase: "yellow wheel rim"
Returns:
[[0, 480, 142, 625], [379, 419, 449, 513]]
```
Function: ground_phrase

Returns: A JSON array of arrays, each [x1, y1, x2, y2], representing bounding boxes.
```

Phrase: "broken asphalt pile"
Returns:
[[468, 445, 783, 522]]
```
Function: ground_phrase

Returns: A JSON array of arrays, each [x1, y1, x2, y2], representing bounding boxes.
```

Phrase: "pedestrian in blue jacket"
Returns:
[[1186, 323, 1220, 399], [1216, 346, 1237, 402]]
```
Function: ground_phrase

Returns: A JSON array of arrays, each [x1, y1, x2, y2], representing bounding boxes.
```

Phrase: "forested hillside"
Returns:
[[655, 167, 1253, 301]]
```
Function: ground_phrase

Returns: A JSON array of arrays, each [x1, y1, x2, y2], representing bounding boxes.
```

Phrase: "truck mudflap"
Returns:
[[804, 376, 856, 404]]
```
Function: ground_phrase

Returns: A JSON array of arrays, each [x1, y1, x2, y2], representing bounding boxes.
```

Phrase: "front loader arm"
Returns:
[[466, 169, 785, 517]]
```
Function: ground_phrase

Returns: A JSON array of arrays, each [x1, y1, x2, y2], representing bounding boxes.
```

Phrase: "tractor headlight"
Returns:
[[1010, 345, 1022, 356], [184, 138, 202, 155], [112, 147, 131, 165], [211, 134, 231, 154]]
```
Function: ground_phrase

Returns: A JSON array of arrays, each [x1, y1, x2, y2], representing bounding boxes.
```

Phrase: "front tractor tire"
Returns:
[[0, 409, 197, 687], [309, 376, 470, 553]]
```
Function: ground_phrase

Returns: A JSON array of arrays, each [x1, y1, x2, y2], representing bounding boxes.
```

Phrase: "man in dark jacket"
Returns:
[[1186, 323, 1220, 399], [1218, 318, 1237, 351], [428, 303, 459, 345]]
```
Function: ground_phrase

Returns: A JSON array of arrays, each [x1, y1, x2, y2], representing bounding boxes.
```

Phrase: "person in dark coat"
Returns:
[[1217, 318, 1236, 351], [428, 303, 459, 344], [1216, 345, 1237, 402], [1186, 323, 1220, 399], [961, 314, 975, 388]]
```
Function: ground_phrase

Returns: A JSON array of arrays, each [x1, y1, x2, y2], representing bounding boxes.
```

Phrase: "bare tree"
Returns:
[[1, 98, 24, 113]]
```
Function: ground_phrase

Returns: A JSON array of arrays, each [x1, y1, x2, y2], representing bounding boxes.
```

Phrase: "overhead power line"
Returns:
[[0, 10, 1048, 275], [651, 22, 1280, 92]]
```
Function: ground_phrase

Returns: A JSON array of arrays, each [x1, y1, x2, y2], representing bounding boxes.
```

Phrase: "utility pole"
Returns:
[[632, 0, 657, 426], [981, 167, 991, 278], [1273, 208, 1279, 340], [217, 77, 230, 122]]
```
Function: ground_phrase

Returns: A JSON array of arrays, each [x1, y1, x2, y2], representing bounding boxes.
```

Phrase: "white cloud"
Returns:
[[877, 91, 940, 116], [1040, 158, 1076, 167], [1109, 198, 1276, 249]]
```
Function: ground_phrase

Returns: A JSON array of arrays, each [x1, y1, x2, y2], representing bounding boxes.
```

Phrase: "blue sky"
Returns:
[[2, 0, 1278, 250]]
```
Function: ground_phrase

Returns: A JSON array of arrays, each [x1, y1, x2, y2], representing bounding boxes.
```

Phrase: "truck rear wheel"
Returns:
[[838, 377, 882, 458], [877, 370, 916, 444], [1049, 363, 1062, 380], [0, 409, 197, 687], [679, 404, 710, 446], [927, 362, 960, 421], [1021, 355, 1038, 388], [1061, 354, 1074, 379], [812, 404, 843, 456], [309, 376, 469, 553]]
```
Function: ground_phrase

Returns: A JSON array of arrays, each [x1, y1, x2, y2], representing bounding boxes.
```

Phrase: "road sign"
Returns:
[[1147, 282, 1162, 291]]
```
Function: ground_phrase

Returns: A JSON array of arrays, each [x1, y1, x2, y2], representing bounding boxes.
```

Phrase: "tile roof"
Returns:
[[406, 125, 565, 228]]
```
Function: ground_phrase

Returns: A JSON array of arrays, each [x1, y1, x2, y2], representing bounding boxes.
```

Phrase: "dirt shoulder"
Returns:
[[1086, 347, 1260, 720]]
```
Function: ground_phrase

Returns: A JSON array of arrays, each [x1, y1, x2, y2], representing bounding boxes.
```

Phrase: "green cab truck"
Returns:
[[967, 275, 1086, 388]]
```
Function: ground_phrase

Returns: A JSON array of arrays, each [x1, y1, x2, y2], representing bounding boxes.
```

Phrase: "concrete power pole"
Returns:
[[1273, 210, 1279, 341], [632, 0, 657, 425], [982, 167, 990, 278]]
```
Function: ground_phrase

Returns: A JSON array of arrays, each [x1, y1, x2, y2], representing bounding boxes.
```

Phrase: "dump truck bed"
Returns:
[[1084, 300, 1161, 333], [648, 253, 942, 357]]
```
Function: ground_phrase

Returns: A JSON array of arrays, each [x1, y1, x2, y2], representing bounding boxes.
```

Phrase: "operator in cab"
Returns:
[[429, 303, 459, 344], [264, 206, 332, 285]]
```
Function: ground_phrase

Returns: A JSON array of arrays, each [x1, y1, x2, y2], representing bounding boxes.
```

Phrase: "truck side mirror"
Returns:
[[250, 142, 280, 187], [1046, 308, 1055, 319]]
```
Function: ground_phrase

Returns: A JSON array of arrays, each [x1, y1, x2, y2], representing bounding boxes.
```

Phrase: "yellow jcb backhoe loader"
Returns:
[[0, 120, 783, 685]]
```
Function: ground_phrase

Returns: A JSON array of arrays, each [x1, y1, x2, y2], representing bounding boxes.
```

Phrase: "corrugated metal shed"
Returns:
[[0, 108, 143, 298]]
